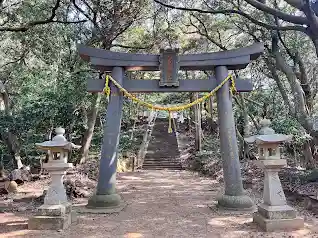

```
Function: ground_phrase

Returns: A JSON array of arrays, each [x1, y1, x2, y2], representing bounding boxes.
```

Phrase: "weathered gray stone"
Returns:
[[258, 204, 296, 219], [264, 170, 286, 206], [43, 165, 72, 205], [258, 119, 275, 135], [9, 168, 31, 184], [87, 67, 124, 209], [78, 43, 264, 72], [253, 212, 304, 232], [253, 159, 304, 231], [255, 160, 287, 206], [29, 127, 80, 231], [36, 128, 75, 206], [217, 194, 255, 211], [215, 66, 253, 210], [28, 213, 72, 230], [246, 120, 304, 231], [37, 204, 71, 217], [71, 211, 78, 224], [87, 193, 121, 208]]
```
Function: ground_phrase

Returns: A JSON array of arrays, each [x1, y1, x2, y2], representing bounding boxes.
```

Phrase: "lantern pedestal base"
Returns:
[[257, 204, 296, 219], [217, 194, 254, 211], [253, 204, 304, 231], [253, 212, 304, 232], [28, 203, 74, 230], [86, 193, 122, 210]]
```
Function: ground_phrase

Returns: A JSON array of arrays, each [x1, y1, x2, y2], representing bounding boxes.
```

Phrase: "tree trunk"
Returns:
[[272, 40, 316, 168], [188, 93, 195, 133], [265, 57, 294, 115], [1, 131, 22, 169], [209, 96, 214, 118], [303, 141, 316, 169], [130, 103, 140, 140], [274, 45, 312, 131], [313, 38, 318, 59], [194, 93, 202, 152], [0, 80, 22, 168], [240, 94, 250, 160], [294, 52, 313, 113], [77, 93, 101, 164]]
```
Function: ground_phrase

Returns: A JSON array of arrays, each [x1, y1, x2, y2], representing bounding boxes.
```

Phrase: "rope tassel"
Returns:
[[230, 77, 237, 95], [103, 75, 111, 98]]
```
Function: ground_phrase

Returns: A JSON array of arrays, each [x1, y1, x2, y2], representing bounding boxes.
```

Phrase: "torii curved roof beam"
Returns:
[[78, 43, 264, 71]]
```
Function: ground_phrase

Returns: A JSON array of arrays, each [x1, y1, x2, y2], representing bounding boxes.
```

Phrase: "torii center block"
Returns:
[[159, 48, 180, 87]]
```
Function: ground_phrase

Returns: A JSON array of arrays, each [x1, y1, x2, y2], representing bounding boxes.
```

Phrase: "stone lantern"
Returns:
[[245, 119, 304, 232], [28, 127, 80, 230]]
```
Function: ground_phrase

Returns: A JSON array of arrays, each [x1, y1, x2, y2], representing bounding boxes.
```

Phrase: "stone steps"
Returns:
[[142, 164, 183, 170], [142, 167, 183, 171], [143, 158, 178, 161], [143, 161, 181, 166], [142, 119, 182, 170]]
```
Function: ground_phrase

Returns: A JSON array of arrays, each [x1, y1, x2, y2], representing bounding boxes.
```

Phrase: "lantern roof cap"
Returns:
[[244, 118, 292, 144], [36, 127, 81, 151]]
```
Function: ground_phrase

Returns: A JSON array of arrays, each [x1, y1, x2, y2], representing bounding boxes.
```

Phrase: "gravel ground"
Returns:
[[1, 170, 318, 238]]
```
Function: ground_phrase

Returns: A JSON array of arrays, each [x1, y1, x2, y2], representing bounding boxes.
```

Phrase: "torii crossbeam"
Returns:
[[78, 43, 264, 211]]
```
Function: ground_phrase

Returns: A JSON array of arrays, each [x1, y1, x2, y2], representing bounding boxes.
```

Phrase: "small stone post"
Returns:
[[28, 127, 80, 230], [16, 156, 24, 169], [215, 66, 254, 210], [245, 119, 304, 231]]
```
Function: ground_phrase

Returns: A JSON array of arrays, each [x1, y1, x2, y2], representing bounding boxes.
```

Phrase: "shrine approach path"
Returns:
[[1, 170, 318, 238]]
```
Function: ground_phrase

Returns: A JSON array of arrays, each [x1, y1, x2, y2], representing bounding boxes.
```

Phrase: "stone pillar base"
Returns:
[[253, 204, 304, 231], [86, 193, 122, 209], [28, 204, 74, 230], [217, 194, 254, 211]]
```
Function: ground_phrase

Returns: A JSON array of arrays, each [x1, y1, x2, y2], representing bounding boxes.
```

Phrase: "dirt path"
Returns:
[[1, 170, 318, 238]]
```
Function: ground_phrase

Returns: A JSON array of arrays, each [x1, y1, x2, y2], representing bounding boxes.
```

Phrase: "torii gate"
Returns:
[[78, 43, 264, 211]]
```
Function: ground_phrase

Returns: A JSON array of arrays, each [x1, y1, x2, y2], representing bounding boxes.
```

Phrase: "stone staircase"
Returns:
[[142, 118, 182, 170]]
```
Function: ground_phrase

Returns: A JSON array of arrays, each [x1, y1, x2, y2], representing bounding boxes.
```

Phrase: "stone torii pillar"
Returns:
[[215, 66, 254, 210], [87, 67, 125, 210]]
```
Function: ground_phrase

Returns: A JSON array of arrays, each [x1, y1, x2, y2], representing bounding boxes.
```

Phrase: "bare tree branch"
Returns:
[[52, 20, 87, 24], [234, 96, 260, 130], [284, 0, 305, 10], [265, 56, 295, 115], [244, 0, 308, 24], [304, 0, 318, 29], [0, 51, 27, 68], [153, 0, 307, 33], [272, 37, 312, 131], [189, 14, 227, 50], [311, 66, 318, 101], [0, 0, 87, 32], [71, 0, 96, 26], [294, 52, 313, 111], [111, 43, 154, 50]]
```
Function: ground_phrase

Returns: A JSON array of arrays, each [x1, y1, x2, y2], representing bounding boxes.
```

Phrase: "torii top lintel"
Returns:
[[78, 43, 264, 71]]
